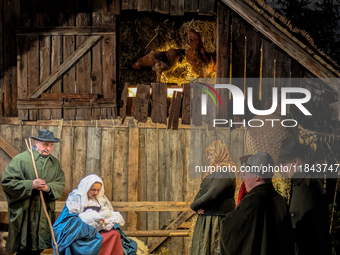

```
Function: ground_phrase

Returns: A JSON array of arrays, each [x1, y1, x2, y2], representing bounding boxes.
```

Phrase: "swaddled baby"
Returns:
[[79, 207, 125, 231]]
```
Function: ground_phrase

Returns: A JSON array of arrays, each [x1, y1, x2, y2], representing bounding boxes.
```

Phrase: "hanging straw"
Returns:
[[25, 138, 59, 255]]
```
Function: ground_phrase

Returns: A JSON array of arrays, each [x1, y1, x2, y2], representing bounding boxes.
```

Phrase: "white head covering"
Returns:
[[66, 174, 113, 214]]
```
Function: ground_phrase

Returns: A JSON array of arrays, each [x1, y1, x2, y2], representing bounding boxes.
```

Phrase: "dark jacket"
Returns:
[[191, 171, 235, 216], [289, 173, 332, 255], [220, 183, 295, 255], [1, 149, 65, 254]]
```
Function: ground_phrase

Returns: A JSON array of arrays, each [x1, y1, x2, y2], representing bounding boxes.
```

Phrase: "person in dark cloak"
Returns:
[[220, 152, 295, 255], [278, 137, 332, 255], [190, 140, 237, 255], [1, 130, 65, 255]]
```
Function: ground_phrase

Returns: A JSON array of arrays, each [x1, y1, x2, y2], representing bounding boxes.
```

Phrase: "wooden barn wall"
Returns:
[[0, 124, 246, 254], [0, 0, 120, 118], [216, 1, 324, 119]]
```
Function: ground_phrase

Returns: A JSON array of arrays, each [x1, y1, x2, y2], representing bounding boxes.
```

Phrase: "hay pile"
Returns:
[[128, 237, 149, 255], [120, 14, 216, 86]]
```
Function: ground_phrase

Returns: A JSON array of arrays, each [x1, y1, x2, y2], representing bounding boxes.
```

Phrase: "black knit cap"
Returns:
[[31, 129, 61, 143]]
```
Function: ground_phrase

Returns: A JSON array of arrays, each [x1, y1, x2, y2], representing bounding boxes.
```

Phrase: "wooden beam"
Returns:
[[0, 201, 191, 212], [147, 211, 195, 253], [220, 0, 340, 91], [0, 117, 206, 129], [27, 35, 102, 99], [16, 27, 115, 36], [124, 230, 189, 237], [0, 135, 19, 159], [41, 93, 100, 99]]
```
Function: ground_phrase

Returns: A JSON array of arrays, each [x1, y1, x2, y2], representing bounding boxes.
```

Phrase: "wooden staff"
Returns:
[[25, 138, 59, 255]]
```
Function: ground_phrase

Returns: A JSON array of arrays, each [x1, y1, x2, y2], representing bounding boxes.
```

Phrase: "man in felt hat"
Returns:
[[220, 152, 294, 255], [278, 137, 331, 255], [1, 130, 65, 255]]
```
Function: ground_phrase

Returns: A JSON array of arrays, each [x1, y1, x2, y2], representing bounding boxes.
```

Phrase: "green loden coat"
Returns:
[[1, 149, 65, 255]]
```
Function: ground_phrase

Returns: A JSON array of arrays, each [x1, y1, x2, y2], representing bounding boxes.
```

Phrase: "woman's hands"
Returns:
[[197, 209, 204, 215]]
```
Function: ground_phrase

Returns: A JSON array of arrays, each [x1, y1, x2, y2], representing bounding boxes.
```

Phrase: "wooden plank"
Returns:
[[17, 36, 29, 120], [170, 0, 184, 16], [63, 9, 76, 120], [146, 129, 159, 234], [138, 0, 152, 11], [85, 127, 102, 175], [199, 0, 214, 15], [16, 27, 116, 36], [72, 127, 87, 189], [151, 83, 167, 124], [167, 91, 182, 130], [0, 201, 192, 212], [28, 36, 102, 99], [17, 99, 63, 110], [76, 13, 92, 120], [27, 33, 40, 120], [0, 135, 20, 159], [39, 14, 52, 120], [231, 15, 246, 125], [169, 130, 184, 253], [134, 84, 150, 123], [51, 14, 63, 119], [153, 0, 169, 14], [113, 128, 129, 229], [246, 26, 261, 119], [216, 2, 231, 122], [3, 0, 19, 117], [181, 83, 190, 125], [92, 12, 103, 120], [41, 93, 99, 99], [262, 39, 275, 111], [0, 125, 13, 200], [158, 129, 171, 233], [147, 211, 195, 253], [220, 0, 339, 91], [123, 230, 189, 237], [120, 83, 129, 121], [127, 127, 139, 231], [191, 84, 202, 126], [102, 14, 116, 119], [122, 0, 137, 10], [138, 128, 147, 243], [0, 0, 3, 117], [274, 48, 291, 113], [184, 0, 198, 12], [100, 128, 115, 200]]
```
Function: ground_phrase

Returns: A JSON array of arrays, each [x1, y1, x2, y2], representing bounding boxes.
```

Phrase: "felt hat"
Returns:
[[31, 129, 61, 143]]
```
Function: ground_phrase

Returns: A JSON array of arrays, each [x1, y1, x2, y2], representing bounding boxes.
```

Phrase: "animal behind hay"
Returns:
[[132, 49, 185, 82], [185, 29, 216, 78]]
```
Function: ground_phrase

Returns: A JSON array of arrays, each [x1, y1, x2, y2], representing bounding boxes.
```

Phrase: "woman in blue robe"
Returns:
[[53, 174, 127, 255]]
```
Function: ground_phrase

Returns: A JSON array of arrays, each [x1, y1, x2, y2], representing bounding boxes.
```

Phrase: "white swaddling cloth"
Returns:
[[66, 174, 125, 231]]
